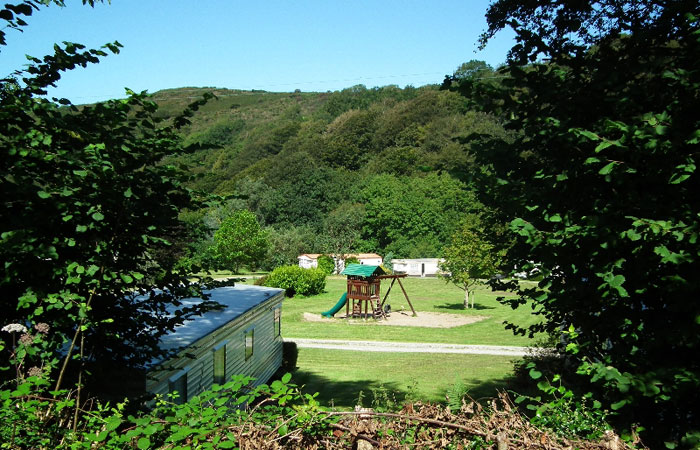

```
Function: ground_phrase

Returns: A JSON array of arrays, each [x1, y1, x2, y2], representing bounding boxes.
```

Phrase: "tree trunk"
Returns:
[[464, 288, 470, 309]]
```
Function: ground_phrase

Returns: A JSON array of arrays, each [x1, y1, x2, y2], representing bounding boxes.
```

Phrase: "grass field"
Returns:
[[290, 348, 518, 409], [270, 276, 542, 346]]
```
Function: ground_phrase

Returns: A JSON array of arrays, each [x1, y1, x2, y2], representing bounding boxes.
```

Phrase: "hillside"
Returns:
[[153, 84, 508, 263]]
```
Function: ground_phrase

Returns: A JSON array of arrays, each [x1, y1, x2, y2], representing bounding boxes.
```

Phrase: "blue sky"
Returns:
[[1, 0, 514, 103]]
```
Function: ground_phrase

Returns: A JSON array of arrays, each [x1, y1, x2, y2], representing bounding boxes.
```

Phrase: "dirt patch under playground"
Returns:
[[302, 311, 487, 328]]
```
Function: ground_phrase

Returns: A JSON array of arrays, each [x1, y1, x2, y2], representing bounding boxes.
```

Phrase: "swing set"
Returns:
[[340, 264, 416, 319]]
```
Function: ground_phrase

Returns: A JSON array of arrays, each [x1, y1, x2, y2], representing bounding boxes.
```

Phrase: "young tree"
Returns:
[[316, 254, 336, 275], [466, 1, 700, 445], [213, 210, 269, 273], [0, 1, 220, 387], [439, 218, 499, 308]]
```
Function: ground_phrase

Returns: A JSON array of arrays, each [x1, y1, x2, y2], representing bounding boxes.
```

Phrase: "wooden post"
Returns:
[[380, 278, 396, 307], [397, 277, 417, 317]]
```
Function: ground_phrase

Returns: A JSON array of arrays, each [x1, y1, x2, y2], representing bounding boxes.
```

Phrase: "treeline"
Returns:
[[159, 80, 508, 267]]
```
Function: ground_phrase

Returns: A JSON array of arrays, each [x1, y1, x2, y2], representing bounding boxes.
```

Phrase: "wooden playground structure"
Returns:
[[342, 264, 416, 319]]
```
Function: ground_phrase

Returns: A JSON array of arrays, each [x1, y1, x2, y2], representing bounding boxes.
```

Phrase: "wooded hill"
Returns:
[[154, 83, 508, 263]]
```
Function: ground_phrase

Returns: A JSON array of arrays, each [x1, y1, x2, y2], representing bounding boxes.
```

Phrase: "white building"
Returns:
[[297, 253, 383, 273], [354, 253, 383, 266], [297, 253, 321, 269], [391, 258, 444, 277]]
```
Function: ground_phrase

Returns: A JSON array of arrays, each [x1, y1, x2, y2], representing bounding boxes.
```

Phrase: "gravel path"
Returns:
[[285, 338, 532, 357]]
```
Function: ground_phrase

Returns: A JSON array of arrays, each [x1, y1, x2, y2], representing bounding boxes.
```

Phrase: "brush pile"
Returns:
[[226, 392, 638, 449]]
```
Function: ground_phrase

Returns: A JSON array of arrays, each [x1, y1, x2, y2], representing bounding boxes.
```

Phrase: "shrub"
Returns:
[[263, 265, 326, 297], [296, 268, 327, 296]]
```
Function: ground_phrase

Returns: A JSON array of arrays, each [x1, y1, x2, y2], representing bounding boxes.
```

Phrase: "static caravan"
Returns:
[[355, 253, 383, 266], [146, 285, 285, 403], [391, 258, 444, 277], [297, 253, 321, 269]]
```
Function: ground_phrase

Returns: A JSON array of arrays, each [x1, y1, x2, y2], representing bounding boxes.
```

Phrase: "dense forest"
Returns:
[[156, 78, 508, 268]]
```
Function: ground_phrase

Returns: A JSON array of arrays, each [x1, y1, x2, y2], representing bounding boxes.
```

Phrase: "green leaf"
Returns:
[[610, 399, 628, 410], [37, 190, 51, 199], [106, 416, 122, 431], [529, 368, 542, 380], [120, 273, 134, 284], [137, 437, 151, 449], [625, 229, 642, 241], [124, 187, 133, 198], [572, 129, 600, 141], [92, 212, 105, 221], [598, 162, 616, 175], [594, 140, 620, 153], [609, 274, 625, 288]]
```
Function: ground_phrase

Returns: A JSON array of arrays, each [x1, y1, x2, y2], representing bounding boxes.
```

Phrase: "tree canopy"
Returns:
[[461, 0, 700, 446], [0, 1, 221, 391]]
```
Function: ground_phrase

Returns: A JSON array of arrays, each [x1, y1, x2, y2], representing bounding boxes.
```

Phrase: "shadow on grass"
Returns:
[[290, 370, 407, 409], [435, 302, 496, 311], [439, 375, 517, 404], [289, 370, 518, 411]]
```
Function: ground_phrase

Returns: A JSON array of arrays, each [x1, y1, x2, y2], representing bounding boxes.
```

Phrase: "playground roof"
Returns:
[[341, 264, 385, 278]]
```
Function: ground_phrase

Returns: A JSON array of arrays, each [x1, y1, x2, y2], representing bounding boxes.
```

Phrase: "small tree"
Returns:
[[317, 254, 335, 275], [440, 219, 499, 308], [213, 210, 269, 273]]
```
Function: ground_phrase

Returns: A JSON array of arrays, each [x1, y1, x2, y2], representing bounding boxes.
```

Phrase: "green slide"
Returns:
[[321, 292, 347, 318]]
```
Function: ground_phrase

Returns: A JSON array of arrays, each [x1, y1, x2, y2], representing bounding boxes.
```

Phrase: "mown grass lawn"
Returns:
[[270, 276, 542, 346], [290, 348, 518, 409]]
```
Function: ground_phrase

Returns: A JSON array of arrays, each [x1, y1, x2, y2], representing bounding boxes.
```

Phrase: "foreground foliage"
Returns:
[[451, 0, 700, 446], [0, 370, 632, 449], [0, 0, 224, 396]]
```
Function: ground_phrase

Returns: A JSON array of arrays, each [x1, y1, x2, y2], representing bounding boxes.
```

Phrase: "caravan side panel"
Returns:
[[146, 291, 284, 402]]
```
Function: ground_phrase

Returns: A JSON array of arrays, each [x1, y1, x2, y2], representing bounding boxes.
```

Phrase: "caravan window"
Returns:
[[212, 342, 227, 385], [244, 327, 254, 361], [168, 369, 189, 404]]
